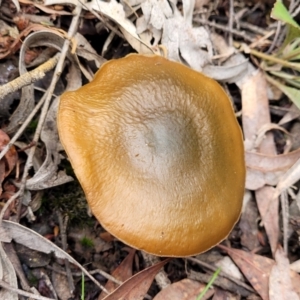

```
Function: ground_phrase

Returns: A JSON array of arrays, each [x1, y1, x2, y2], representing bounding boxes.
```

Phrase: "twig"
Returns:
[[57, 212, 75, 295], [48, 265, 123, 285], [266, 21, 282, 54], [228, 0, 234, 46], [0, 279, 55, 300], [0, 53, 60, 101], [250, 48, 300, 71], [193, 18, 255, 42], [40, 271, 58, 300], [281, 191, 289, 254], [291, 3, 300, 18], [15, 4, 82, 220], [289, 0, 300, 15], [239, 21, 270, 36]]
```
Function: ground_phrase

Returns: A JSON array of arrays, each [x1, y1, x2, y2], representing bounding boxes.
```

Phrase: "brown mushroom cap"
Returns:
[[58, 54, 245, 257]]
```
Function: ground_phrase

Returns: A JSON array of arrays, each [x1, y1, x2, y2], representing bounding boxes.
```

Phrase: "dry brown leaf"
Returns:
[[213, 288, 240, 300], [51, 264, 72, 300], [21, 98, 73, 190], [102, 258, 171, 300], [274, 157, 300, 198], [0, 130, 18, 177], [4, 25, 66, 134], [215, 256, 244, 281], [2, 243, 32, 294], [221, 245, 300, 300], [254, 123, 291, 151], [19, 0, 72, 15], [153, 278, 211, 300], [269, 247, 299, 300], [221, 245, 273, 300], [290, 270, 300, 297], [98, 249, 136, 300], [81, 0, 154, 54], [256, 186, 279, 256], [241, 70, 275, 153], [241, 70, 279, 191], [278, 104, 300, 125], [0, 130, 18, 195], [0, 220, 104, 291], [245, 149, 300, 190], [0, 243, 18, 300], [161, 10, 212, 72], [239, 191, 260, 251]]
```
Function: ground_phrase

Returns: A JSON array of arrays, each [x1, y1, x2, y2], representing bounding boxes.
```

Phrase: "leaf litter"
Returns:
[[1, 0, 300, 299]]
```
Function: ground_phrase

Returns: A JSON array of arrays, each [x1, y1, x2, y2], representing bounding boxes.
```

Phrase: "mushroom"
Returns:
[[57, 54, 245, 257]]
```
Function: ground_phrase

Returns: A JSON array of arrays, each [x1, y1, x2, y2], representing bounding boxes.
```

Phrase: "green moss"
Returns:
[[26, 119, 38, 134], [80, 236, 94, 248], [27, 271, 39, 286], [42, 180, 94, 227]]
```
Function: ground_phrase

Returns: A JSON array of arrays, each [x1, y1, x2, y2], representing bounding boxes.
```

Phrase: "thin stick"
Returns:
[[0, 53, 60, 100], [250, 48, 300, 71], [228, 0, 234, 46], [15, 4, 82, 220], [281, 191, 289, 254], [0, 279, 55, 300], [57, 212, 75, 294], [266, 21, 281, 54], [194, 18, 255, 43]]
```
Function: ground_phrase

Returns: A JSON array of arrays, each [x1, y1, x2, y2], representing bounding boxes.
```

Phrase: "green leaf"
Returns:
[[281, 25, 300, 49], [271, 0, 300, 29], [267, 75, 300, 109], [270, 71, 300, 81]]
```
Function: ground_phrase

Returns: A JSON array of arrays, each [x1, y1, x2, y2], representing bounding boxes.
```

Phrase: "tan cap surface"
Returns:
[[58, 54, 245, 257]]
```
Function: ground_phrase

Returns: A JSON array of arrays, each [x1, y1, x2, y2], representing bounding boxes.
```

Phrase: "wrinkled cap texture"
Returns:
[[58, 54, 245, 257]]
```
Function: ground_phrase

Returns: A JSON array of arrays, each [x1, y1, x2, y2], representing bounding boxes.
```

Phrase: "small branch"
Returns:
[[228, 0, 234, 46], [194, 18, 255, 42], [0, 53, 60, 101], [266, 21, 282, 54], [250, 48, 300, 71], [0, 279, 55, 300], [281, 191, 289, 254], [16, 4, 83, 220], [57, 212, 75, 295]]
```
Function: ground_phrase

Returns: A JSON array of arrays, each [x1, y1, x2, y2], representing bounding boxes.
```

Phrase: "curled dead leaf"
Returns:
[[245, 149, 300, 190]]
